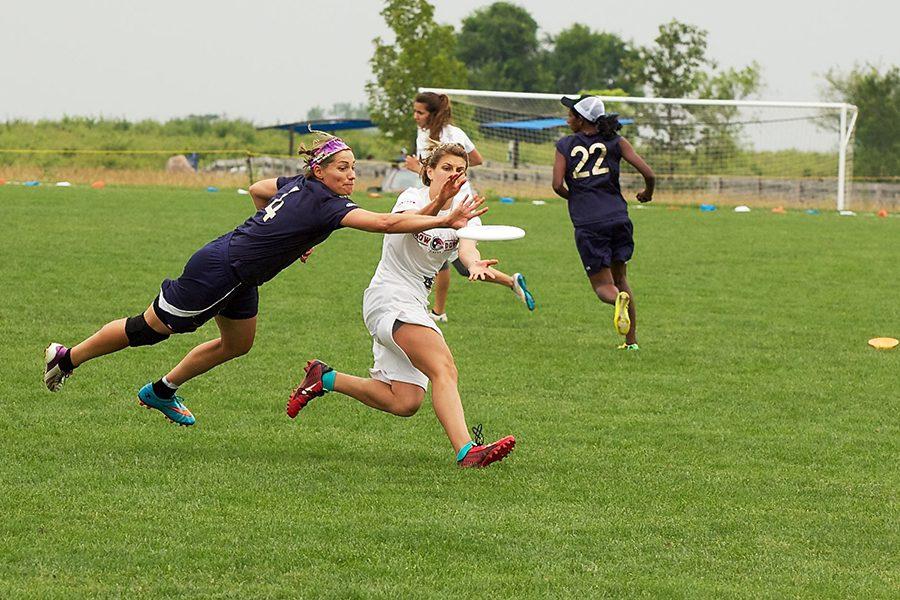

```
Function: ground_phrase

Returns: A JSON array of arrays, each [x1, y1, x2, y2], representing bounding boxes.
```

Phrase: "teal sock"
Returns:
[[456, 441, 474, 462], [322, 370, 336, 392]]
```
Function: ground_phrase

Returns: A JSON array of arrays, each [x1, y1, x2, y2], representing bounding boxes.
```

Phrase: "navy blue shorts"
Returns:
[[574, 219, 634, 275], [152, 234, 259, 333]]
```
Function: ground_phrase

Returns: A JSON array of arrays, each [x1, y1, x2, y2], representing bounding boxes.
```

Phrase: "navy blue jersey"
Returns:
[[556, 133, 627, 226], [227, 175, 359, 285]]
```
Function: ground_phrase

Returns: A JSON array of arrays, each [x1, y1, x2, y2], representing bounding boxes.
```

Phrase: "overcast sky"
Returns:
[[3, 0, 896, 123]]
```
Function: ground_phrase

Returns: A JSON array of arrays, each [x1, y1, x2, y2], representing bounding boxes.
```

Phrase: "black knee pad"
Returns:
[[125, 314, 170, 347]]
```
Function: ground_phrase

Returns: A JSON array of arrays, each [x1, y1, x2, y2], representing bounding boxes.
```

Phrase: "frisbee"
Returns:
[[456, 225, 525, 241], [868, 337, 898, 350]]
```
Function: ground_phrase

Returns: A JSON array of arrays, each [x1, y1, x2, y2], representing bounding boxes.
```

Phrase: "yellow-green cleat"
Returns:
[[613, 291, 631, 335]]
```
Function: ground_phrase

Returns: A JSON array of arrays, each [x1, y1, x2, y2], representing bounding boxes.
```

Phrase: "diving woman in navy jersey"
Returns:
[[43, 134, 484, 425], [552, 95, 655, 350]]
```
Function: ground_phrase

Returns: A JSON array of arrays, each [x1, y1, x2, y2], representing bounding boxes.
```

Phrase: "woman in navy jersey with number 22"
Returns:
[[43, 134, 484, 426], [552, 95, 655, 350]]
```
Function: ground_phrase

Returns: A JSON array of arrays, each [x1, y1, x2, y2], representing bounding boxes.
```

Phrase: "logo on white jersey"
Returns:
[[414, 231, 458, 254]]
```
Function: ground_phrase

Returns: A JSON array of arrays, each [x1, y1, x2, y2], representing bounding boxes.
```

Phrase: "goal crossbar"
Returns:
[[419, 87, 857, 113]]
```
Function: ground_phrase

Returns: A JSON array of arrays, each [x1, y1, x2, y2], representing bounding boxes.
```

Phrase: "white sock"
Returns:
[[161, 376, 179, 391]]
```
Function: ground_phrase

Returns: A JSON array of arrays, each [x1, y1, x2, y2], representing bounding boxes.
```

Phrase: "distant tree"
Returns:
[[635, 20, 761, 173], [579, 88, 630, 97], [306, 102, 369, 121], [331, 102, 370, 119], [825, 64, 899, 177], [639, 20, 711, 99], [456, 2, 550, 92], [305, 106, 327, 121], [366, 0, 468, 144], [545, 24, 642, 95]]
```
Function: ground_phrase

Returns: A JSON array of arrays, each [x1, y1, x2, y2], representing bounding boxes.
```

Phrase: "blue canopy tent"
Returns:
[[258, 118, 375, 155], [481, 116, 634, 131]]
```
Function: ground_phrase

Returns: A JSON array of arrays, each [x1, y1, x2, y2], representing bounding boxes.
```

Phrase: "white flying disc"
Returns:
[[456, 225, 525, 241]]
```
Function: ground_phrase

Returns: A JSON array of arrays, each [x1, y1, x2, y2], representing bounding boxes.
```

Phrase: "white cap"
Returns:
[[561, 95, 606, 123]]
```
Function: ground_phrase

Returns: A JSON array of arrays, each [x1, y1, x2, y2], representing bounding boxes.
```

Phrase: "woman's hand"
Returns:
[[436, 172, 467, 203], [467, 259, 499, 281], [404, 155, 422, 173], [445, 195, 487, 229], [300, 247, 315, 263], [636, 189, 653, 203]]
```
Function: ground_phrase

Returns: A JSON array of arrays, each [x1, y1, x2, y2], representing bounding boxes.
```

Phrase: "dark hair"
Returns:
[[595, 114, 623, 141], [415, 92, 452, 141], [570, 109, 622, 141], [420, 142, 468, 185]]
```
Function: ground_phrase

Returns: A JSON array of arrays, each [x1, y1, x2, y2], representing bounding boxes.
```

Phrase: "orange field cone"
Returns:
[[877, 209, 888, 218], [0, 178, 6, 185], [771, 206, 786, 214], [91, 180, 105, 189]]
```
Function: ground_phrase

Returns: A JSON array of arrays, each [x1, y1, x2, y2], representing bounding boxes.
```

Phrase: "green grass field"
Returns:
[[1, 185, 897, 598]]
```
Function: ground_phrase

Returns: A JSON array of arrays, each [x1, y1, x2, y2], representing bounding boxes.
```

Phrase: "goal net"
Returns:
[[420, 88, 858, 210]]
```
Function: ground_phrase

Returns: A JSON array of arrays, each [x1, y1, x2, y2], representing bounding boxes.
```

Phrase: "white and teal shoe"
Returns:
[[512, 273, 536, 311]]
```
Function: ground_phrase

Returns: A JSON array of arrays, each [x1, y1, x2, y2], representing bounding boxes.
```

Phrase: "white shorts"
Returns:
[[362, 285, 443, 390]]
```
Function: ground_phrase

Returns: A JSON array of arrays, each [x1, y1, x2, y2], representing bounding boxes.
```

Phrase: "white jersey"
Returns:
[[415, 124, 475, 158], [367, 187, 481, 303]]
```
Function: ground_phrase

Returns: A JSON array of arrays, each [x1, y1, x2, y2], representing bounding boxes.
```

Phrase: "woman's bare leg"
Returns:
[[164, 315, 256, 386], [69, 304, 170, 367], [481, 267, 514, 288], [300, 323, 468, 450], [332, 374, 425, 417], [393, 323, 469, 452], [432, 268, 451, 315], [612, 261, 637, 345], [588, 268, 619, 305]]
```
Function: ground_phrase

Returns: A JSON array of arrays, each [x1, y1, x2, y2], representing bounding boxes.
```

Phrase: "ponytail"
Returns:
[[415, 91, 453, 141], [595, 114, 622, 141]]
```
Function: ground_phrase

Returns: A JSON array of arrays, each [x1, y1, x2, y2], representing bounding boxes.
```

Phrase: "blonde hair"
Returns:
[[297, 130, 352, 178], [420, 141, 469, 185]]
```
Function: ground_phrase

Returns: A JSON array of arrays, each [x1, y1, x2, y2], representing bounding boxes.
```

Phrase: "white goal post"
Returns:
[[420, 87, 859, 210]]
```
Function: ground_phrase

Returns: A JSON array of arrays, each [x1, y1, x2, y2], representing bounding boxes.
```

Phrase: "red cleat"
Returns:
[[458, 425, 516, 468], [286, 359, 332, 418]]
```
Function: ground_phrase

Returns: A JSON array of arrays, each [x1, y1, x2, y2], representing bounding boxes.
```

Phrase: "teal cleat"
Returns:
[[512, 273, 536, 311], [137, 383, 195, 426]]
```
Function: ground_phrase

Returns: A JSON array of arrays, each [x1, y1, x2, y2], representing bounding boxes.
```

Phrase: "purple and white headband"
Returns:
[[307, 136, 351, 169]]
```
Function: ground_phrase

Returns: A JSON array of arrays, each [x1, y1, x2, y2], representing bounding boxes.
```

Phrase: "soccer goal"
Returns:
[[419, 87, 859, 210]]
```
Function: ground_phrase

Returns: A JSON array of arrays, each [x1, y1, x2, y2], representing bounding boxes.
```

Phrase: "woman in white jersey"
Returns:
[[405, 91, 535, 322], [288, 142, 516, 468]]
